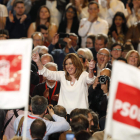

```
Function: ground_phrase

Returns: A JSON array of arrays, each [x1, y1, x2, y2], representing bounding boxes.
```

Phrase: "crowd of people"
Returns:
[[0, 0, 140, 140]]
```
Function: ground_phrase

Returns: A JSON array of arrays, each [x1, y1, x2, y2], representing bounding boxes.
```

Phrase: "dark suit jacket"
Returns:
[[88, 84, 108, 118], [32, 82, 60, 106]]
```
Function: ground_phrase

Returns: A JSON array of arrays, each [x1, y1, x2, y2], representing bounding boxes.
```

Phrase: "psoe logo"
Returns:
[[0, 60, 10, 85], [113, 82, 140, 129], [0, 55, 22, 91]]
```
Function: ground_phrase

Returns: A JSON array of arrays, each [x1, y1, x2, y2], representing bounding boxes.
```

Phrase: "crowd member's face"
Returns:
[[86, 38, 93, 48], [41, 56, 51, 65], [0, 34, 7, 40], [14, 3, 25, 16], [127, 52, 139, 67], [40, 7, 50, 19], [69, 36, 77, 47], [47, 66, 57, 83], [65, 58, 76, 76], [88, 113, 94, 130], [115, 16, 124, 27], [111, 45, 122, 59], [41, 29, 48, 41], [97, 49, 109, 65], [88, 4, 99, 18], [122, 51, 128, 58], [66, 8, 75, 20], [33, 34, 43, 47], [133, 0, 140, 9], [95, 39, 106, 52]]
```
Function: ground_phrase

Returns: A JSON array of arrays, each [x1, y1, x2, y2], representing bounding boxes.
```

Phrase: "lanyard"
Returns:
[[45, 82, 58, 104], [28, 115, 38, 119]]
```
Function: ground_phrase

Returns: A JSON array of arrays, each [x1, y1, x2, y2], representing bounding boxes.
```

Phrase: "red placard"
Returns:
[[0, 55, 22, 91], [113, 82, 140, 129]]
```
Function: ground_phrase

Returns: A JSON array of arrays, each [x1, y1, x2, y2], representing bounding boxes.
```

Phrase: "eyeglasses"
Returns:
[[98, 52, 109, 57], [112, 48, 122, 51], [86, 42, 92, 45], [66, 10, 75, 14]]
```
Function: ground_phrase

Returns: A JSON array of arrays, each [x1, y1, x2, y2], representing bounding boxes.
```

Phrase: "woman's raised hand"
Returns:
[[89, 59, 95, 70], [32, 52, 40, 63]]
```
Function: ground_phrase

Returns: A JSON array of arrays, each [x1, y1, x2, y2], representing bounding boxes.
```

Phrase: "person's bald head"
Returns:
[[41, 54, 54, 65], [100, 68, 111, 77]]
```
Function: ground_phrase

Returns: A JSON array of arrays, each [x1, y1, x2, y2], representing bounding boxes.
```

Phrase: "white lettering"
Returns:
[[114, 99, 140, 122], [120, 102, 130, 117], [129, 105, 138, 119], [114, 99, 122, 113]]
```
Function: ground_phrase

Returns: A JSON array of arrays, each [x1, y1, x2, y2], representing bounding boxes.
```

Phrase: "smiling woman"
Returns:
[[32, 53, 96, 114], [125, 50, 140, 67]]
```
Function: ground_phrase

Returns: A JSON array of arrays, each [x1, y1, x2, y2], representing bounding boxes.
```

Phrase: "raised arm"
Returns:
[[88, 59, 95, 78]]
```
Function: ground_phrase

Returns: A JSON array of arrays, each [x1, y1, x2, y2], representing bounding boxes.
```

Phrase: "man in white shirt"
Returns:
[[99, 0, 127, 26], [78, 1, 108, 48], [0, 4, 8, 29], [14, 96, 70, 140], [46, 0, 62, 27]]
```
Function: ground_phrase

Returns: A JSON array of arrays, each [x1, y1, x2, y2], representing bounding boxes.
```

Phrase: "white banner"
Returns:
[[104, 61, 140, 140], [0, 39, 32, 109]]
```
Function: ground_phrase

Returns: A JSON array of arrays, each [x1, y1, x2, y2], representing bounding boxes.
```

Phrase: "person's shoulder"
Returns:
[[49, 22, 57, 29], [92, 130, 104, 139], [35, 82, 45, 87], [52, 49, 63, 54], [0, 4, 7, 9], [98, 17, 108, 24], [80, 71, 88, 77], [80, 18, 88, 22]]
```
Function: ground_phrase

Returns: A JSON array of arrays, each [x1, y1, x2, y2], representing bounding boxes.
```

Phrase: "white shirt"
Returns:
[[14, 114, 70, 140], [99, 0, 127, 26], [0, 4, 8, 17], [39, 67, 95, 114], [127, 9, 137, 28], [78, 17, 108, 48], [46, 1, 62, 27]]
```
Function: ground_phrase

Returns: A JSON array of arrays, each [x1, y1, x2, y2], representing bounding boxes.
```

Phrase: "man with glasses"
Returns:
[[109, 43, 123, 64], [93, 48, 111, 76], [31, 32, 44, 48], [78, 1, 108, 48]]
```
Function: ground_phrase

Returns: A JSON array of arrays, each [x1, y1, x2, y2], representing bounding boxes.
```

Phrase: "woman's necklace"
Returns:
[[70, 81, 74, 85]]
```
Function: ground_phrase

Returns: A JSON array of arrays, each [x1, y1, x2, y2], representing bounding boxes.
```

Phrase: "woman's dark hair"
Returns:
[[58, 5, 79, 35], [35, 5, 50, 31], [108, 12, 128, 36]]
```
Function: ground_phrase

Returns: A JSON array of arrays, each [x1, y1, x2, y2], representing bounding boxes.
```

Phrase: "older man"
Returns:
[[32, 62, 60, 106], [32, 32, 44, 48], [93, 48, 111, 76], [41, 54, 54, 65]]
